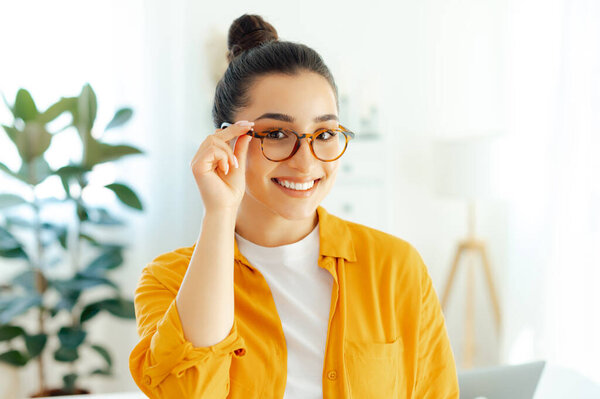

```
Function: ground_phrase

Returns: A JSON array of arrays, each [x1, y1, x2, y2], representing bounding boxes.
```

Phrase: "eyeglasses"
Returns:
[[220, 122, 355, 162]]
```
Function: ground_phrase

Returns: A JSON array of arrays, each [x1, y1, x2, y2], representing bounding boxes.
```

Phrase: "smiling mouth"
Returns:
[[271, 178, 321, 191]]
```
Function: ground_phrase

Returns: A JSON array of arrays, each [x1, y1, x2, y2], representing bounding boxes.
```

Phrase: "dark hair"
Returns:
[[212, 14, 339, 128]]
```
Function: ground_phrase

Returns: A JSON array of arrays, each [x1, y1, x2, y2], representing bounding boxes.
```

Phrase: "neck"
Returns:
[[235, 197, 319, 247]]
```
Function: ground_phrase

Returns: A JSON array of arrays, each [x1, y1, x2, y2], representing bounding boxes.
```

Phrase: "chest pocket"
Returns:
[[344, 337, 404, 398]]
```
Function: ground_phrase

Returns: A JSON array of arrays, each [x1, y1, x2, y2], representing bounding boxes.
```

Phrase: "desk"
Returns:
[[34, 393, 146, 399], [534, 363, 600, 399], [36, 364, 600, 399]]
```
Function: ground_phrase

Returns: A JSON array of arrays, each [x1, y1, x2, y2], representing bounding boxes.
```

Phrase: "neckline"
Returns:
[[234, 223, 320, 264]]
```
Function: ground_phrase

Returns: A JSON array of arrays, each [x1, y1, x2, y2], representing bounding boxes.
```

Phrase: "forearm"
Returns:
[[175, 210, 237, 348]]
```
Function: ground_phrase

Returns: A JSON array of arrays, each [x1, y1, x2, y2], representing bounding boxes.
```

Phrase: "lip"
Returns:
[[271, 177, 321, 198], [273, 176, 321, 183]]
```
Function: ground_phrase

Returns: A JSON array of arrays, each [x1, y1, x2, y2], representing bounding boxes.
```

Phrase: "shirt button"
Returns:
[[327, 370, 337, 380], [143, 375, 152, 385], [234, 348, 246, 356]]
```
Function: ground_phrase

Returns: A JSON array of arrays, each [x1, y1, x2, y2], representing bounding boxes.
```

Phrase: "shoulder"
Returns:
[[335, 216, 429, 283], [343, 218, 421, 263], [139, 243, 196, 293]]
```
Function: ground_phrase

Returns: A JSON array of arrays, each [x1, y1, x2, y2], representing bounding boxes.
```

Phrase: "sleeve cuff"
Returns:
[[143, 298, 246, 388]]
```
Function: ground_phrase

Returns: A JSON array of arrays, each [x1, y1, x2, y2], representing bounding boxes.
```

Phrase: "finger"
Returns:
[[215, 121, 255, 143], [211, 147, 230, 175], [232, 134, 253, 171], [192, 145, 231, 176], [208, 135, 239, 171]]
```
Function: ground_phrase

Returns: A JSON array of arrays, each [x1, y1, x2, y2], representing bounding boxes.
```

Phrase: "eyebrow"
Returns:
[[254, 112, 338, 123]]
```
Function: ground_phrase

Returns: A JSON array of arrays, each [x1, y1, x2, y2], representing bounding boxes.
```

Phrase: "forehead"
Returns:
[[245, 71, 338, 122]]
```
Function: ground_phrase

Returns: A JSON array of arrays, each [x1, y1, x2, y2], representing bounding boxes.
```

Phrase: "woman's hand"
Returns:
[[190, 121, 254, 213]]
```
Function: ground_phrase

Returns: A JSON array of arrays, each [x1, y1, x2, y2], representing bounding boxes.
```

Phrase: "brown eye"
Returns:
[[316, 130, 338, 141], [265, 129, 291, 140]]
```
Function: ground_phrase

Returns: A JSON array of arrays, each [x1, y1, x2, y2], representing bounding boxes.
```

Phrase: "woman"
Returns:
[[129, 13, 459, 399]]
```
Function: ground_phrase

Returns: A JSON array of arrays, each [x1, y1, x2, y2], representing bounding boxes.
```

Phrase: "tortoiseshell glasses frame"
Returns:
[[220, 122, 356, 162]]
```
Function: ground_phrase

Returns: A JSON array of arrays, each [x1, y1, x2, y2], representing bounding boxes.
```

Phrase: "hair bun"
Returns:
[[227, 14, 278, 62]]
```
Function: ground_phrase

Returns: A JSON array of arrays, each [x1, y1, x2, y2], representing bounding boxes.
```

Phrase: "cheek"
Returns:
[[245, 139, 263, 168], [245, 139, 273, 183], [325, 161, 340, 178]]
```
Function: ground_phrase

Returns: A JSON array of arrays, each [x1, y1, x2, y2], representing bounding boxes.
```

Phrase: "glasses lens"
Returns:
[[262, 128, 297, 161], [312, 129, 347, 161]]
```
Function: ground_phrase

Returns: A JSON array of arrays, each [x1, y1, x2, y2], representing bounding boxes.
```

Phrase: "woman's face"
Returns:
[[234, 70, 340, 221]]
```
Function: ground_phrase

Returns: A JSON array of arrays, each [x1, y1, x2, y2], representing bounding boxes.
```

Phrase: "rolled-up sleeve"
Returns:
[[413, 250, 460, 399], [129, 267, 247, 398]]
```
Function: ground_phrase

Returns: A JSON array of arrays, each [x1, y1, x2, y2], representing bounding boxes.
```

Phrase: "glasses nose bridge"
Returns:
[[290, 131, 317, 160]]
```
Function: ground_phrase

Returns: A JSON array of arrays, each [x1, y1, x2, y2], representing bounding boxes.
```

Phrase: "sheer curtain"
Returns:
[[544, 0, 600, 383], [503, 0, 600, 383]]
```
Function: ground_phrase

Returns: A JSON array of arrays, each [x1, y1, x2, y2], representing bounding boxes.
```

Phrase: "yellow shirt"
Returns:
[[129, 206, 459, 398]]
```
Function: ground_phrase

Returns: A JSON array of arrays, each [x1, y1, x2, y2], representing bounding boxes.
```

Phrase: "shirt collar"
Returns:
[[234, 206, 356, 267]]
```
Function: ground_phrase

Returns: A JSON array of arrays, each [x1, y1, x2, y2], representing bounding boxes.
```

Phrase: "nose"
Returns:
[[286, 138, 316, 171]]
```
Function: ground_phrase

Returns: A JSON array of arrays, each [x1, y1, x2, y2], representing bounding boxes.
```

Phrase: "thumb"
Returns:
[[233, 135, 253, 172]]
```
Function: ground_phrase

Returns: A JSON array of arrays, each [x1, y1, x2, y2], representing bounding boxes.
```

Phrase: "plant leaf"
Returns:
[[0, 194, 27, 209], [80, 297, 135, 322], [80, 272, 118, 289], [9, 122, 52, 163], [54, 289, 81, 313], [0, 161, 19, 180], [51, 273, 117, 295], [57, 326, 86, 349], [0, 325, 25, 341], [0, 349, 29, 366], [11, 270, 36, 291], [24, 333, 47, 358], [0, 295, 42, 324], [13, 89, 39, 121], [79, 233, 99, 246], [79, 303, 101, 323], [86, 207, 123, 225], [52, 164, 91, 199], [76, 201, 89, 222], [0, 226, 28, 259], [62, 373, 78, 393], [54, 346, 78, 362], [53, 164, 91, 182], [39, 97, 77, 124], [84, 247, 123, 273], [16, 155, 53, 185], [36, 222, 69, 249], [85, 141, 143, 168], [104, 183, 143, 210], [2, 124, 19, 144], [105, 107, 133, 131], [57, 228, 68, 249], [90, 368, 112, 376], [78, 83, 97, 134], [90, 344, 112, 368], [100, 298, 135, 319]]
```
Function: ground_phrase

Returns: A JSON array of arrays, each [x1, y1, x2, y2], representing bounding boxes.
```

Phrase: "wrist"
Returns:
[[203, 206, 238, 226]]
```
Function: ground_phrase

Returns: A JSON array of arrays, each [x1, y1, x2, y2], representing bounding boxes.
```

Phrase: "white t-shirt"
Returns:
[[235, 223, 333, 399]]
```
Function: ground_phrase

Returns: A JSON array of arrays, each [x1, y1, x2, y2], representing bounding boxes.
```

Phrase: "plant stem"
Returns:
[[32, 192, 47, 394], [65, 181, 85, 392], [70, 189, 83, 328]]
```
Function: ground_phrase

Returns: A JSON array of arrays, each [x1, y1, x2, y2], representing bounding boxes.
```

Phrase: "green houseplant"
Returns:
[[0, 83, 144, 396]]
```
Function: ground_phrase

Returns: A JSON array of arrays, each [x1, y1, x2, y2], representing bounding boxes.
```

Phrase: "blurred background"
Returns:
[[0, 0, 598, 397]]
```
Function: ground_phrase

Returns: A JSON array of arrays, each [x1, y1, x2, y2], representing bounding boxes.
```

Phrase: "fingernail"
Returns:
[[235, 120, 254, 126], [233, 155, 239, 168], [225, 164, 229, 175]]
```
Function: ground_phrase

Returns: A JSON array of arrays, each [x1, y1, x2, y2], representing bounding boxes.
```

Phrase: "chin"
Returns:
[[270, 201, 319, 221]]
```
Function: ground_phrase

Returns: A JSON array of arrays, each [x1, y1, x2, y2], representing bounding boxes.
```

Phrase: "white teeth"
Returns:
[[275, 179, 317, 191]]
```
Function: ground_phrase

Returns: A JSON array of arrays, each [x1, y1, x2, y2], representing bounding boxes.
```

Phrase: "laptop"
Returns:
[[458, 360, 546, 399]]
